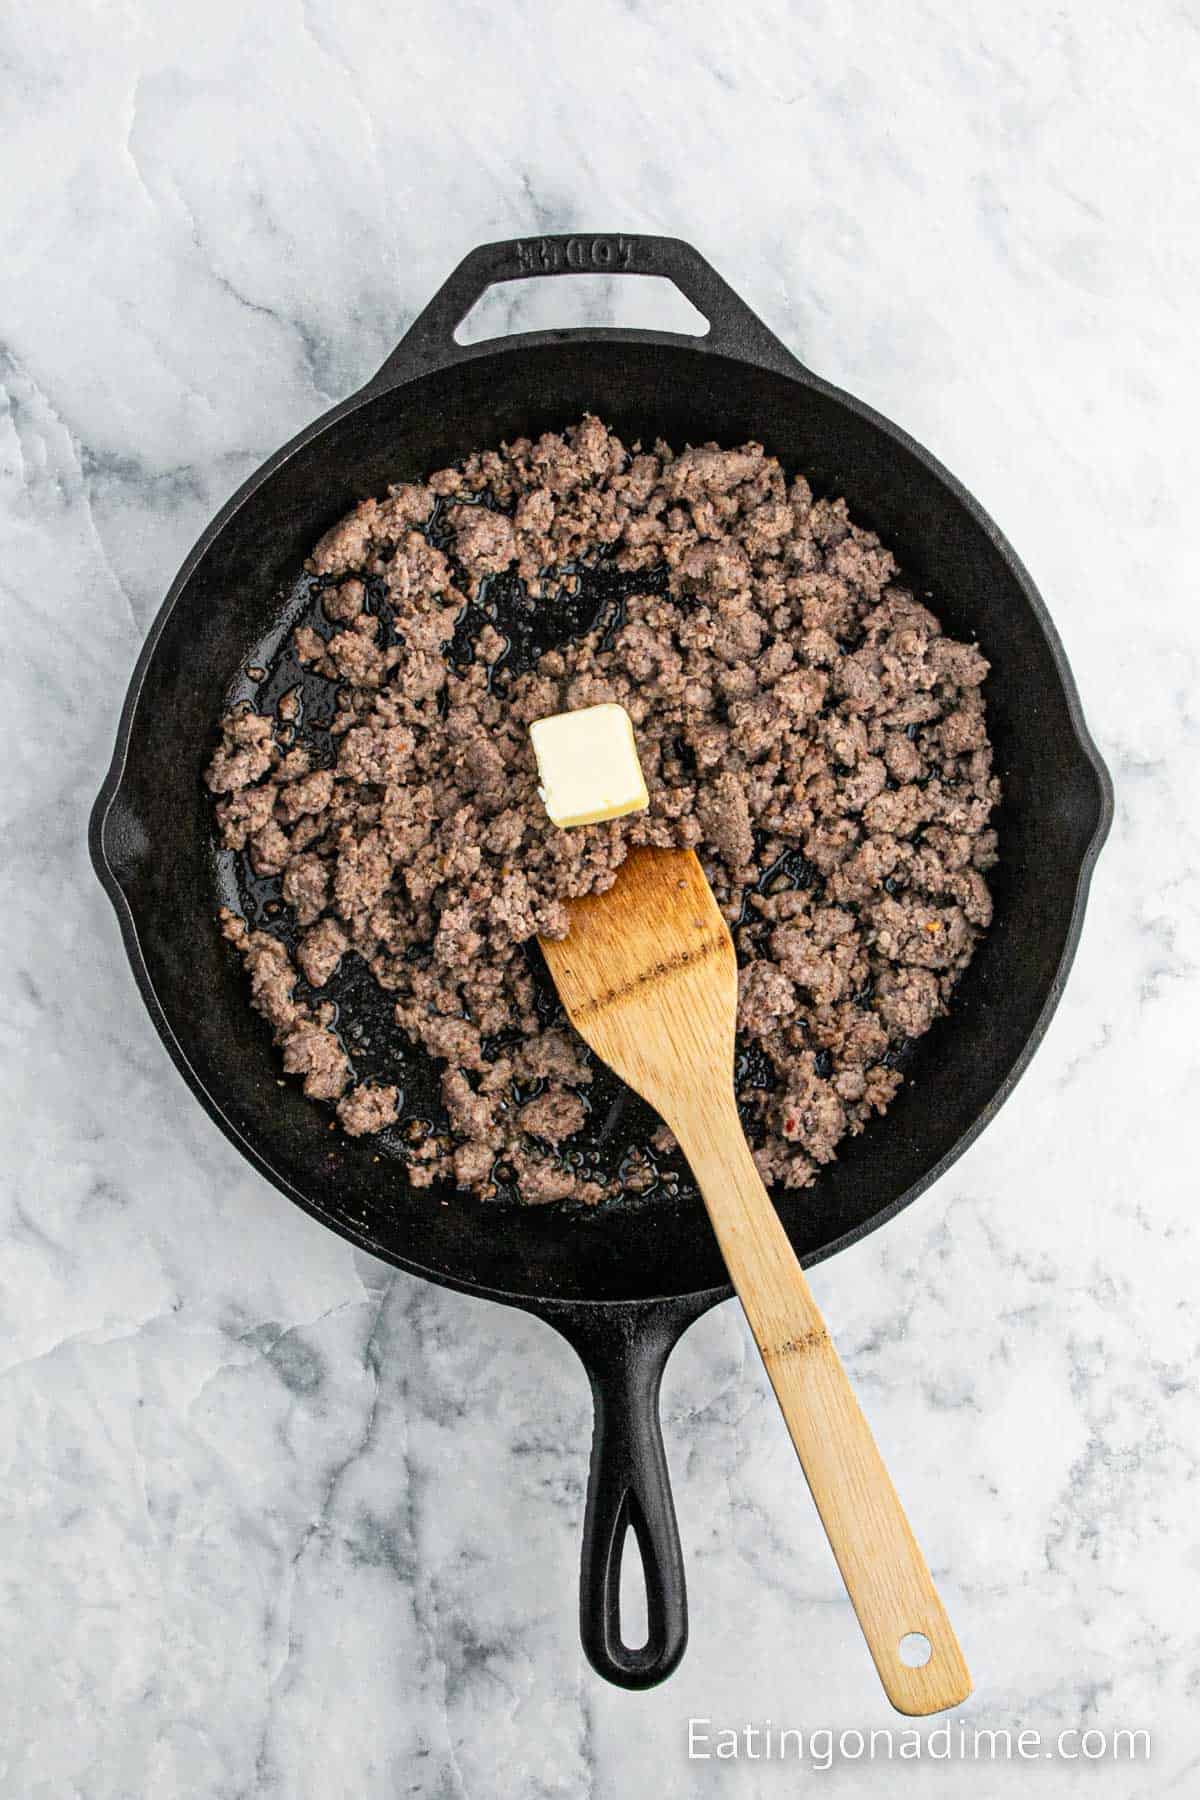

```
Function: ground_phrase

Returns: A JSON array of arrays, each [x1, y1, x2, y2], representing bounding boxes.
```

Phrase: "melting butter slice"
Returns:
[[529, 702, 649, 828]]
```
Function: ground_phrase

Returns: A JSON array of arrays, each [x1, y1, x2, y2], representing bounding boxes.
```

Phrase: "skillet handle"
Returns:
[[541, 1298, 704, 1689], [363, 234, 806, 392]]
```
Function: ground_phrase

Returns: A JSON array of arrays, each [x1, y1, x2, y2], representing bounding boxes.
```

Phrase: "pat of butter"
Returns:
[[529, 703, 649, 829]]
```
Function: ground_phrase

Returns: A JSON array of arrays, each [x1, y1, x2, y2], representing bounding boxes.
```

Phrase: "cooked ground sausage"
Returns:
[[207, 418, 998, 1204]]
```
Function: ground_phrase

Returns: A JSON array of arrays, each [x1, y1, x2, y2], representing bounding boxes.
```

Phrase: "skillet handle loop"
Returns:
[[365, 234, 805, 392], [546, 1301, 692, 1689]]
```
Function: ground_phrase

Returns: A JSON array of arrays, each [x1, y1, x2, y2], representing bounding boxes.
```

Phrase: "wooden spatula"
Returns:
[[540, 846, 971, 1716]]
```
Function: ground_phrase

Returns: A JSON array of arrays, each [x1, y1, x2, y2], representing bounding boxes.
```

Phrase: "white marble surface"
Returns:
[[1, 1, 1195, 1794]]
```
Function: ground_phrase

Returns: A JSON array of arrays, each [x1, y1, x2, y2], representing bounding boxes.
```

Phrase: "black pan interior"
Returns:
[[100, 341, 1109, 1303]]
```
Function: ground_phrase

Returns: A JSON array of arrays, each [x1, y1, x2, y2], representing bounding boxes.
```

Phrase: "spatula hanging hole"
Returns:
[[617, 1511, 650, 1653], [899, 1632, 932, 1668]]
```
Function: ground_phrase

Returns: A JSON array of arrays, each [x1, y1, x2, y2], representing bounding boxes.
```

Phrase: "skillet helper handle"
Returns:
[[671, 1097, 972, 1718], [366, 233, 805, 390], [550, 1305, 689, 1689]]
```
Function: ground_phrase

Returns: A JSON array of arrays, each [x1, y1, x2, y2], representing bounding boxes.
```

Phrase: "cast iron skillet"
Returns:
[[90, 234, 1112, 1689]]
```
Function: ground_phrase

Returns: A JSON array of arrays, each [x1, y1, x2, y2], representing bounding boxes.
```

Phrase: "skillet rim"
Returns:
[[89, 332, 1113, 1310]]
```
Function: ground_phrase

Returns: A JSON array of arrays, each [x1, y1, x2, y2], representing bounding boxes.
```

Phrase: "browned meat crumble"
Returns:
[[206, 416, 998, 1205]]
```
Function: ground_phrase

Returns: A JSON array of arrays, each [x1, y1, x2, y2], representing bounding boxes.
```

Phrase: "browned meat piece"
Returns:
[[282, 855, 330, 927], [442, 1068, 498, 1143], [929, 638, 989, 687], [515, 485, 554, 539], [678, 538, 752, 598], [275, 769, 334, 824], [453, 1140, 494, 1188], [510, 1030, 592, 1086], [868, 894, 974, 971], [458, 735, 507, 806], [938, 707, 988, 755], [698, 772, 754, 871], [753, 1140, 817, 1190], [325, 621, 388, 688], [280, 1018, 351, 1100], [333, 831, 391, 924], [293, 624, 328, 667], [840, 757, 887, 812], [215, 782, 275, 848], [447, 504, 518, 581], [323, 578, 366, 624], [380, 531, 451, 601], [862, 784, 933, 838], [768, 923, 854, 1007], [737, 962, 796, 1036], [297, 917, 349, 987], [883, 730, 923, 784], [338, 723, 415, 785], [205, 711, 274, 794], [375, 482, 434, 536], [208, 415, 996, 1203], [518, 1086, 586, 1145], [771, 1055, 847, 1164], [874, 966, 942, 1036], [337, 1083, 400, 1136], [219, 912, 299, 1030], [511, 1159, 583, 1205], [248, 820, 292, 877], [662, 444, 764, 501], [307, 499, 380, 577]]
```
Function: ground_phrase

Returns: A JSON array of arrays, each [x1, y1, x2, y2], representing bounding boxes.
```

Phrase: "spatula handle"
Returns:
[[673, 1100, 971, 1717]]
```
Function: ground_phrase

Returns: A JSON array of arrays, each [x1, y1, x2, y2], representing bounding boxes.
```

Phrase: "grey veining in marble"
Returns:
[[1, 1, 1196, 1794]]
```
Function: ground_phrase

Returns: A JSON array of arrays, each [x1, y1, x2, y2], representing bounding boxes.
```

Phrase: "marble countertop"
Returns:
[[2, 2, 1194, 1794]]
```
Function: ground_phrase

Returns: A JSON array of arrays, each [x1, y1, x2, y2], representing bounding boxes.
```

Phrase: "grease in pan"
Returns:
[[206, 417, 999, 1206]]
